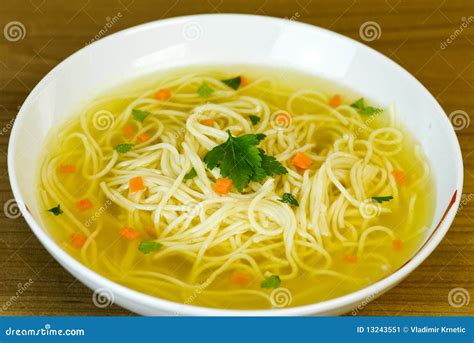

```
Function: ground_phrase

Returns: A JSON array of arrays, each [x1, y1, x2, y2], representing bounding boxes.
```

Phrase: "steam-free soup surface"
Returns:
[[37, 66, 435, 310]]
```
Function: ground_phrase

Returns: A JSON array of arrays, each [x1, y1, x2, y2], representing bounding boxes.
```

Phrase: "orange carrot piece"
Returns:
[[393, 239, 403, 251], [200, 118, 215, 126], [291, 153, 313, 170], [70, 233, 87, 249], [120, 227, 141, 241], [155, 88, 171, 101], [240, 76, 249, 87], [343, 255, 358, 263], [145, 226, 156, 237], [329, 94, 342, 107], [137, 133, 151, 142], [76, 199, 93, 212], [129, 176, 145, 192], [59, 164, 76, 173], [392, 170, 406, 185], [213, 178, 233, 195], [123, 126, 135, 138], [230, 271, 251, 285]]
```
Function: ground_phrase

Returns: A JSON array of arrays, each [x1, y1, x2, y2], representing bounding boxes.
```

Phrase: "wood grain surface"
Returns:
[[0, 0, 473, 316]]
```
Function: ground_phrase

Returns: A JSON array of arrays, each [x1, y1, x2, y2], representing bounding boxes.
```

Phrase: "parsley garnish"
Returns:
[[372, 196, 393, 203], [197, 82, 214, 97], [261, 275, 281, 289], [278, 193, 299, 207], [114, 143, 134, 154], [138, 240, 162, 254], [48, 204, 63, 216], [221, 76, 241, 90], [249, 115, 261, 125], [184, 168, 197, 180], [132, 109, 150, 122], [350, 98, 383, 115], [204, 131, 287, 192]]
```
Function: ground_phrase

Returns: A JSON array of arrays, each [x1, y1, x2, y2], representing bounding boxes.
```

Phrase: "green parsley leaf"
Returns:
[[221, 76, 241, 90], [197, 82, 214, 97], [350, 98, 383, 115], [114, 143, 134, 154], [260, 149, 288, 177], [138, 240, 162, 254], [261, 275, 281, 289], [278, 193, 299, 207], [372, 196, 394, 203], [184, 168, 197, 180], [249, 115, 261, 125], [132, 108, 150, 122], [48, 204, 63, 216]]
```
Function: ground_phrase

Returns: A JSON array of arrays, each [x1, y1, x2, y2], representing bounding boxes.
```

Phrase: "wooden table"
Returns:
[[0, 0, 473, 316]]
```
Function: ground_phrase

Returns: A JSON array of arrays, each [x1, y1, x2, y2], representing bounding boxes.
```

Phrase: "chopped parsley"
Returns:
[[138, 240, 162, 254], [350, 98, 383, 115], [204, 131, 287, 192], [114, 143, 134, 154], [248, 115, 261, 125], [132, 109, 150, 122], [48, 204, 63, 216], [261, 275, 281, 289], [372, 196, 393, 203], [221, 76, 241, 90], [184, 168, 197, 180], [277, 193, 299, 207], [197, 82, 214, 97]]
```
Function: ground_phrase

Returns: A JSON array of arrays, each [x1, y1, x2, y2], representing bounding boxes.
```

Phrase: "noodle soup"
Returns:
[[37, 66, 435, 310]]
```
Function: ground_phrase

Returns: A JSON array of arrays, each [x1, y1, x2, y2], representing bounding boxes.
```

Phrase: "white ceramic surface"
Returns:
[[8, 14, 463, 316]]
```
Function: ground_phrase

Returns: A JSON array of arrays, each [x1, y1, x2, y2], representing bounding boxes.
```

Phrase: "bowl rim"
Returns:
[[7, 13, 464, 315]]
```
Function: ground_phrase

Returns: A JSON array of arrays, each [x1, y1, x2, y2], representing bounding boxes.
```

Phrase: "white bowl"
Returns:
[[8, 14, 463, 316]]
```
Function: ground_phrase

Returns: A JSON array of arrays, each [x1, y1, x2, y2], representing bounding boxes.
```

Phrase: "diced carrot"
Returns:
[[58, 164, 76, 173], [120, 227, 141, 241], [155, 88, 171, 101], [393, 239, 403, 251], [200, 118, 215, 126], [230, 271, 251, 285], [137, 133, 151, 142], [76, 199, 93, 212], [70, 233, 87, 249], [145, 226, 156, 237], [291, 153, 313, 170], [392, 170, 406, 185], [343, 255, 358, 263], [213, 178, 233, 195], [329, 94, 342, 107], [123, 126, 134, 138], [129, 176, 145, 192], [240, 76, 249, 87]]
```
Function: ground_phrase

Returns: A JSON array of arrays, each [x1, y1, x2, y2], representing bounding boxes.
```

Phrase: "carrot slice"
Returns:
[[393, 239, 403, 251], [329, 94, 342, 107], [213, 178, 233, 195], [343, 255, 358, 263], [129, 176, 145, 192], [123, 126, 134, 138], [155, 88, 171, 101], [137, 133, 151, 142], [200, 118, 215, 126], [120, 227, 141, 241], [58, 164, 76, 173], [230, 271, 251, 285], [76, 199, 93, 212], [392, 170, 406, 185], [240, 76, 249, 87], [70, 233, 87, 249], [291, 153, 313, 170]]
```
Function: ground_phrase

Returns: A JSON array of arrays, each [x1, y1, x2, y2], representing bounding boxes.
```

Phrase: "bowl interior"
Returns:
[[8, 14, 463, 315]]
